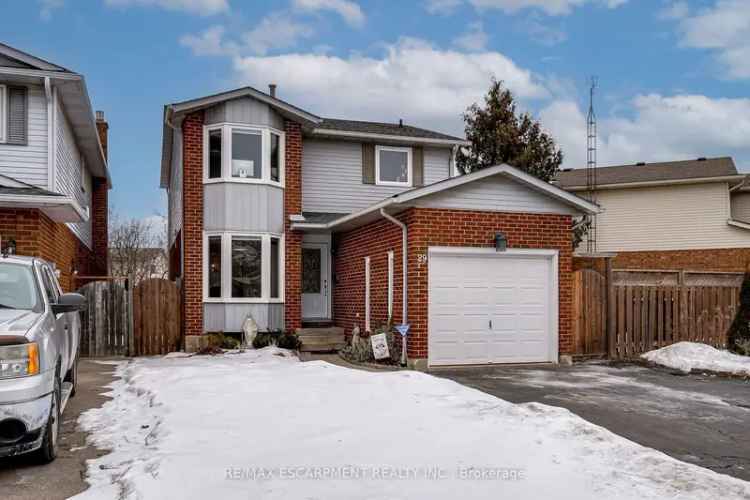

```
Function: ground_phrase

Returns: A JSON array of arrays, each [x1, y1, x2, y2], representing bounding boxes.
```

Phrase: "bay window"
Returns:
[[203, 232, 284, 302], [203, 124, 284, 185]]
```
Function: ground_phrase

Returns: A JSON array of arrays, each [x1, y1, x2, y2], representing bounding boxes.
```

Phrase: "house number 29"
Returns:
[[417, 254, 428, 266]]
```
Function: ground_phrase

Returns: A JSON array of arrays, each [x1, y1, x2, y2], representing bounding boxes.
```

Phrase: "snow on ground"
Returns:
[[642, 342, 750, 376], [73, 348, 750, 500]]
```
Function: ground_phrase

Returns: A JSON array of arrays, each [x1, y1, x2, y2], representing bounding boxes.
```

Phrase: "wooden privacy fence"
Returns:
[[78, 279, 132, 357], [132, 278, 182, 356], [573, 267, 743, 360], [78, 277, 181, 357]]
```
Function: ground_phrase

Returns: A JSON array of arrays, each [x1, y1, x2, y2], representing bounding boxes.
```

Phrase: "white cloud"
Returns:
[[179, 25, 237, 56], [540, 94, 750, 169], [104, 0, 228, 16], [518, 15, 567, 45], [40, 0, 64, 20], [670, 0, 750, 79], [427, 0, 628, 16], [658, 1, 689, 20], [243, 13, 315, 55], [231, 38, 548, 133], [292, 0, 365, 27], [424, 0, 462, 15], [453, 21, 489, 51]]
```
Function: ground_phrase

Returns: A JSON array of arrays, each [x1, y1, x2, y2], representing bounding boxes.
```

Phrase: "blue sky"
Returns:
[[2, 0, 749, 222]]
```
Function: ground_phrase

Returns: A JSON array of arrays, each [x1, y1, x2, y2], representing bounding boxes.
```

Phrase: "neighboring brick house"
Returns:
[[0, 43, 110, 291], [556, 158, 750, 272], [161, 85, 597, 368]]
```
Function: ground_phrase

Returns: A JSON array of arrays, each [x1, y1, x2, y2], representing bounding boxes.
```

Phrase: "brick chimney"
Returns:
[[91, 110, 109, 276]]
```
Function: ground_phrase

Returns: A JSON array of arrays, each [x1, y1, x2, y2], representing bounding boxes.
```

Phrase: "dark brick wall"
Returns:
[[284, 120, 303, 330], [613, 248, 750, 272]]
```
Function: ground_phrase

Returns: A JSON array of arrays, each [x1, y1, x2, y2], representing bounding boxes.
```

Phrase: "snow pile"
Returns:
[[642, 342, 750, 376], [74, 347, 750, 500]]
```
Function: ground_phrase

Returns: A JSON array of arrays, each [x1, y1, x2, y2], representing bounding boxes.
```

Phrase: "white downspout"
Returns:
[[380, 208, 408, 364]]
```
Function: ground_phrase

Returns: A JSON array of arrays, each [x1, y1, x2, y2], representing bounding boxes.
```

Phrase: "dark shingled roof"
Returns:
[[302, 212, 347, 224], [317, 118, 465, 142], [0, 185, 63, 197], [556, 157, 739, 189]]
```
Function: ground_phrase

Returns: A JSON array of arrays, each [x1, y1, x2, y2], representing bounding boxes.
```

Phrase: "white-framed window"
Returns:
[[375, 145, 412, 187], [364, 256, 371, 333], [387, 250, 394, 321], [203, 123, 285, 186], [203, 231, 284, 303], [0, 85, 6, 143]]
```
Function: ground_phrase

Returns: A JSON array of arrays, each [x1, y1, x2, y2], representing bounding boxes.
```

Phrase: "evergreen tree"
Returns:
[[456, 79, 563, 182]]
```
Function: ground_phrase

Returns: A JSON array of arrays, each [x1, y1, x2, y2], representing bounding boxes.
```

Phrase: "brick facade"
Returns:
[[0, 208, 95, 292], [333, 208, 574, 360], [92, 114, 110, 275], [612, 248, 750, 273], [181, 111, 205, 337], [284, 120, 303, 330]]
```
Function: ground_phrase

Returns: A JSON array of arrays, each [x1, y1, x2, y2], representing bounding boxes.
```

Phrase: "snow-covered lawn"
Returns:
[[642, 342, 750, 376], [73, 348, 750, 500]]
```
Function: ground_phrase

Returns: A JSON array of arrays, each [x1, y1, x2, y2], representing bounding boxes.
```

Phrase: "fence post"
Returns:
[[128, 275, 135, 357], [606, 258, 616, 359]]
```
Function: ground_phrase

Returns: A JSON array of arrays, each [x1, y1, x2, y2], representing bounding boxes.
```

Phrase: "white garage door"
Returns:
[[428, 248, 558, 366]]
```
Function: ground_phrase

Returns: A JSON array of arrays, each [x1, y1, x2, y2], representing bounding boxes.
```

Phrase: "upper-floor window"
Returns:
[[0, 85, 27, 145], [203, 124, 285, 186], [376, 145, 412, 187]]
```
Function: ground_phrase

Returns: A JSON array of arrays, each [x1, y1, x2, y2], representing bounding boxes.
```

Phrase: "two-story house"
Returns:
[[161, 85, 597, 368], [556, 157, 750, 272], [0, 43, 110, 291]]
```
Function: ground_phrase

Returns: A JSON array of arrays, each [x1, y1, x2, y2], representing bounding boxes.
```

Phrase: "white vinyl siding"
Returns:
[[0, 84, 47, 187], [302, 139, 453, 214], [589, 182, 750, 252], [168, 130, 183, 246], [55, 98, 92, 248], [731, 192, 750, 224], [416, 174, 578, 215]]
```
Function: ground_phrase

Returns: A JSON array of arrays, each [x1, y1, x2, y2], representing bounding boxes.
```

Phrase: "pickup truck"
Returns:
[[0, 255, 86, 462]]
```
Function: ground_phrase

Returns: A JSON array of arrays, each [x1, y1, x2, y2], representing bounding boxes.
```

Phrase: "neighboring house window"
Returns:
[[203, 232, 284, 302], [0, 85, 5, 143], [387, 250, 394, 321], [364, 256, 371, 333], [375, 146, 412, 187], [203, 124, 285, 185]]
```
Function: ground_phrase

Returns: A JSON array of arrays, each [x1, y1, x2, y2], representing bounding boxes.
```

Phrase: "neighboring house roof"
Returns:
[[312, 118, 469, 146], [0, 176, 87, 222], [292, 164, 599, 232], [0, 43, 110, 185], [556, 157, 742, 191]]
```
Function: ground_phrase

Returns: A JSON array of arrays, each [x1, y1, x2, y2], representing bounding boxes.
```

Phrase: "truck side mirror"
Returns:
[[51, 293, 87, 314]]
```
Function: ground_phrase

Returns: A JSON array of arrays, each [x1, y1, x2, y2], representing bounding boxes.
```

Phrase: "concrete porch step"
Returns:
[[297, 327, 346, 353]]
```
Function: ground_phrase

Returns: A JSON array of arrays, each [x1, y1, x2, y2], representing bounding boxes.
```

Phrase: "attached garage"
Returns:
[[428, 248, 559, 366]]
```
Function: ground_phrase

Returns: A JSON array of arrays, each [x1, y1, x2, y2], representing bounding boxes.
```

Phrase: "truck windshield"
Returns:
[[0, 263, 39, 310]]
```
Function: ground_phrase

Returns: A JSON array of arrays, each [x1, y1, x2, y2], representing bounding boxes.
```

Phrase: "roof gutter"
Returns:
[[564, 174, 746, 192], [729, 175, 750, 192]]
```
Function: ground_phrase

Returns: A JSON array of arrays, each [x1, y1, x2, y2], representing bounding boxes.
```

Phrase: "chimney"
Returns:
[[399, 119, 403, 128], [269, 84, 277, 98], [95, 110, 108, 161]]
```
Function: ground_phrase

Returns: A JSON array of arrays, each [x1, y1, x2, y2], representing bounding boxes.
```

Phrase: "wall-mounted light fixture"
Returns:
[[494, 232, 507, 252]]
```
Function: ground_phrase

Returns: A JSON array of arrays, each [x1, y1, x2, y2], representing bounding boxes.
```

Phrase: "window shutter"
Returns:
[[362, 143, 375, 184], [412, 146, 424, 187], [7, 87, 27, 145]]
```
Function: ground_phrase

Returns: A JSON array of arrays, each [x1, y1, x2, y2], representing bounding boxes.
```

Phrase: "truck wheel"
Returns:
[[65, 355, 78, 398], [35, 377, 60, 464]]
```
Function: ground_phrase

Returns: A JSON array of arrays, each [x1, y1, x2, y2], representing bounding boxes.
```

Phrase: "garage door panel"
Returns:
[[428, 251, 556, 366]]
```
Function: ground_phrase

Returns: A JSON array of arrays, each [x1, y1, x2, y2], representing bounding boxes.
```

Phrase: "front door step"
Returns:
[[297, 327, 346, 353]]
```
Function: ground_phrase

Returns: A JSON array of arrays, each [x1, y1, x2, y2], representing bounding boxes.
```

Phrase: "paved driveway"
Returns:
[[0, 359, 117, 500], [434, 362, 750, 481]]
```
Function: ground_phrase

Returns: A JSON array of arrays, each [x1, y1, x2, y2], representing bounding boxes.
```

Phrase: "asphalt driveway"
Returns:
[[434, 362, 750, 481], [0, 359, 117, 500]]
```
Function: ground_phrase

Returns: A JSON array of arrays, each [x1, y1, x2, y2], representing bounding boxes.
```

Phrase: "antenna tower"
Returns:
[[586, 77, 598, 253]]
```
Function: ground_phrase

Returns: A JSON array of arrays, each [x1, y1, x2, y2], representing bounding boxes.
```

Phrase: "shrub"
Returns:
[[252, 332, 273, 349], [728, 271, 750, 355], [222, 336, 241, 349], [341, 321, 399, 364], [277, 331, 301, 350]]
